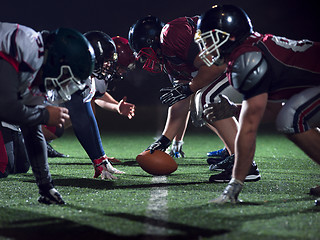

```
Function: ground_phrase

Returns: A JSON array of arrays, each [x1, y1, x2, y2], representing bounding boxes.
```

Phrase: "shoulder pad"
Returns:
[[230, 52, 267, 92]]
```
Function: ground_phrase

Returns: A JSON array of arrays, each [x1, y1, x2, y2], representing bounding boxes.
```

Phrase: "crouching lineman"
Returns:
[[196, 5, 320, 205], [0, 22, 95, 204], [61, 31, 135, 179]]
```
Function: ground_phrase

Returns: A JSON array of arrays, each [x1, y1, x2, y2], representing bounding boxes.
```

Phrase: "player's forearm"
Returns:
[[94, 99, 118, 112], [0, 100, 49, 127]]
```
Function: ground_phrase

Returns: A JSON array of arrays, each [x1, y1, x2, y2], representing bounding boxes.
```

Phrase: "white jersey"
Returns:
[[82, 76, 108, 103], [0, 22, 44, 100]]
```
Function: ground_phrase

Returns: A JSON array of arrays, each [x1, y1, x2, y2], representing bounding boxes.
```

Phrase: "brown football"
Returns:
[[136, 150, 178, 175]]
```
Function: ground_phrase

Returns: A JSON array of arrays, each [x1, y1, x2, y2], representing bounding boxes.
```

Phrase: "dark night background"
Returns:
[[2, 0, 320, 132]]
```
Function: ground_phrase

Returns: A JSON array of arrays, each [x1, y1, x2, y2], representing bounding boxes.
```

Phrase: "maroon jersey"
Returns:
[[160, 16, 199, 81], [227, 32, 320, 100]]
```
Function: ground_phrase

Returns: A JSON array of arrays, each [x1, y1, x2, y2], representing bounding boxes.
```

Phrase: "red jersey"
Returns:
[[227, 32, 320, 100], [160, 16, 199, 81]]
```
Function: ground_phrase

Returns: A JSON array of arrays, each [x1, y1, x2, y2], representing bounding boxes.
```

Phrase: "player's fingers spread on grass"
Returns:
[[209, 195, 229, 204], [105, 162, 125, 174], [101, 170, 118, 180]]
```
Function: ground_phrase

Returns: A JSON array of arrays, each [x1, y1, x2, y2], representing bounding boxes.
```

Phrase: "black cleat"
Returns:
[[209, 161, 261, 183], [209, 154, 235, 171], [47, 143, 69, 158]]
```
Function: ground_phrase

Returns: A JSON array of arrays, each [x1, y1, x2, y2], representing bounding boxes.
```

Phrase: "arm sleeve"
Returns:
[[0, 59, 49, 126]]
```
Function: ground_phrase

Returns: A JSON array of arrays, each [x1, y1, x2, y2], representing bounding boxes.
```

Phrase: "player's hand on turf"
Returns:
[[209, 178, 243, 204], [160, 83, 193, 106], [118, 96, 135, 119], [168, 140, 185, 158], [46, 105, 69, 128], [93, 156, 124, 179], [203, 94, 239, 124], [38, 187, 65, 205], [101, 161, 125, 180]]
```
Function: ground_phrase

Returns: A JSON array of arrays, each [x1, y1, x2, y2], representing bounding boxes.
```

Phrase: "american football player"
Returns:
[[128, 16, 189, 159], [0, 22, 95, 204], [62, 31, 136, 180], [128, 15, 261, 182], [196, 5, 320, 205]]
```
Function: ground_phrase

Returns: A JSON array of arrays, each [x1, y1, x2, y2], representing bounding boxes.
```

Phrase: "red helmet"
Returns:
[[112, 36, 135, 70]]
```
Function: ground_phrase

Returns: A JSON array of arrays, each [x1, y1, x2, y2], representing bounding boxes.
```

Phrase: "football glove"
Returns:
[[160, 83, 193, 106], [38, 188, 65, 205], [209, 178, 243, 204], [93, 156, 125, 180], [168, 140, 185, 158], [146, 135, 171, 154], [203, 94, 239, 124]]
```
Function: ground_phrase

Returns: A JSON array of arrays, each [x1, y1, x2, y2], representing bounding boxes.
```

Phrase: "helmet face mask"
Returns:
[[92, 52, 118, 81], [45, 65, 86, 104], [84, 31, 118, 83], [42, 28, 95, 103], [128, 15, 165, 73], [112, 36, 136, 77], [136, 47, 163, 73], [196, 5, 253, 67], [195, 29, 230, 67]]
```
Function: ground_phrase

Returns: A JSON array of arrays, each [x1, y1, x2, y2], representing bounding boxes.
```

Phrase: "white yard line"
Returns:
[[144, 176, 168, 235]]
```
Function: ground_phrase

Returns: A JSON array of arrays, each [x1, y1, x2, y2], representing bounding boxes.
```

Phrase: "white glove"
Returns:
[[168, 140, 185, 158], [93, 156, 125, 180], [101, 161, 125, 180], [209, 178, 243, 204]]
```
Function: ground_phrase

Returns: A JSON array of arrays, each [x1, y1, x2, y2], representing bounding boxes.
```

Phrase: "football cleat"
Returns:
[[47, 143, 69, 158], [207, 157, 225, 166], [38, 188, 65, 205], [209, 161, 261, 183], [209, 154, 235, 171], [310, 186, 320, 196], [315, 198, 320, 206], [209, 178, 244, 204], [207, 147, 229, 158]]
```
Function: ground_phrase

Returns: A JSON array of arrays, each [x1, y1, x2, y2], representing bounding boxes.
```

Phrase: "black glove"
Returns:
[[160, 84, 193, 106], [203, 94, 239, 124], [146, 135, 171, 154]]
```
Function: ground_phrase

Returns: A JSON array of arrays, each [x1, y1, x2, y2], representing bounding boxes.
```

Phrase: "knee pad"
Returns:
[[191, 90, 206, 127], [276, 87, 320, 134]]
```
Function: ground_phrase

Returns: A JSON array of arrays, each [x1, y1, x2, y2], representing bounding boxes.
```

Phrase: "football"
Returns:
[[136, 150, 178, 175]]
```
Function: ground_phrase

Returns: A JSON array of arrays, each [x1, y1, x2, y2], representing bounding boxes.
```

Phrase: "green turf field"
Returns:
[[0, 129, 319, 240]]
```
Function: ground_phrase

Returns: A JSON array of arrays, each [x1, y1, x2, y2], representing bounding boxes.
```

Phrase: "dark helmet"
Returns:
[[42, 28, 95, 102], [112, 36, 135, 70], [128, 15, 165, 73], [84, 30, 117, 80], [195, 5, 253, 66]]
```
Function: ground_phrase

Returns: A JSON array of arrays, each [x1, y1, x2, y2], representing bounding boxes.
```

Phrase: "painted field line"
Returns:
[[144, 176, 168, 235]]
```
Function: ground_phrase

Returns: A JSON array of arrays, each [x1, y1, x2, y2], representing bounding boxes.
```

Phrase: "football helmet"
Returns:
[[195, 5, 253, 66], [84, 31, 118, 81], [112, 36, 136, 77], [128, 15, 165, 73], [42, 28, 95, 102]]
